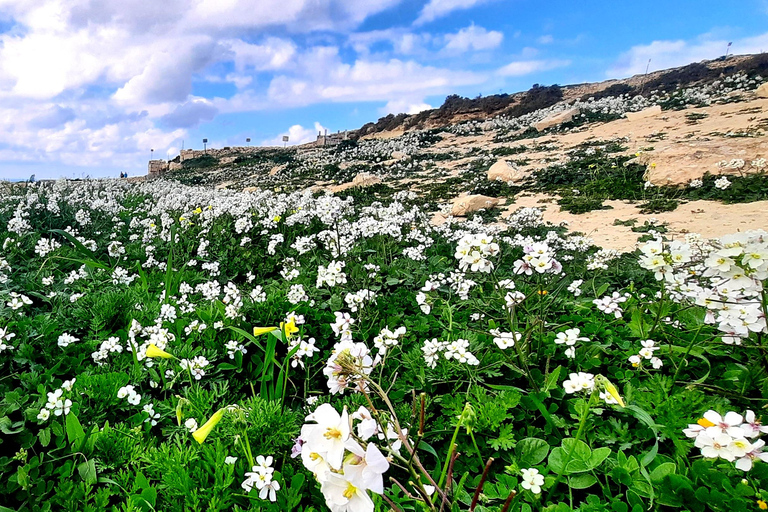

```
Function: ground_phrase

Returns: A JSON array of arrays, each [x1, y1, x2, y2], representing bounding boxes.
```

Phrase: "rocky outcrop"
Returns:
[[451, 195, 499, 216], [757, 82, 768, 98], [487, 160, 526, 184], [625, 105, 662, 121], [331, 172, 382, 193], [533, 108, 579, 132]]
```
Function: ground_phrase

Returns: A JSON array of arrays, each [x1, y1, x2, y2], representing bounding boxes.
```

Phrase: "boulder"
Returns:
[[757, 82, 768, 98], [269, 164, 285, 176], [451, 195, 499, 216], [331, 172, 382, 193], [391, 151, 406, 160], [625, 105, 662, 121], [487, 159, 526, 184], [533, 108, 580, 132], [220, 156, 237, 165], [429, 213, 448, 226], [168, 161, 182, 171]]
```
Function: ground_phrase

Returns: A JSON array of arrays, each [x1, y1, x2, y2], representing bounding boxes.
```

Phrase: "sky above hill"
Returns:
[[0, 0, 767, 180]]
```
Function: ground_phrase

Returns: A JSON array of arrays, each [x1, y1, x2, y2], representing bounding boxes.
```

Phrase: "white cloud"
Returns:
[[348, 29, 432, 56], [607, 31, 768, 77], [381, 98, 433, 115], [537, 34, 554, 44], [444, 24, 503, 52], [414, 0, 493, 25], [261, 122, 329, 146], [496, 59, 570, 76]]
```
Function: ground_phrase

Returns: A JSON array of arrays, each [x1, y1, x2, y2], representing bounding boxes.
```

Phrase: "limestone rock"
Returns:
[[269, 164, 285, 176], [220, 156, 237, 165], [331, 172, 382, 193], [391, 151, 406, 160], [168, 161, 182, 171], [757, 82, 768, 98], [533, 108, 580, 132], [430, 213, 448, 226], [625, 105, 662, 121], [451, 195, 499, 216], [487, 159, 526, 184]]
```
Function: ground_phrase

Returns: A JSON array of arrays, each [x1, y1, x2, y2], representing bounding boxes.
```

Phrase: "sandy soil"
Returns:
[[504, 193, 768, 251]]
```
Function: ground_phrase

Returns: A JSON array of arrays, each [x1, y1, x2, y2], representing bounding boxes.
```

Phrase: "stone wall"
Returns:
[[147, 160, 169, 178]]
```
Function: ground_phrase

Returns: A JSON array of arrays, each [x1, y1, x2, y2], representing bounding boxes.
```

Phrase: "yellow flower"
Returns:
[[273, 215, 281, 223], [253, 326, 278, 336], [595, 375, 625, 407], [193, 207, 202, 215], [179, 216, 186, 222], [758, 500, 767, 510], [280, 318, 299, 338], [146, 344, 173, 359], [192, 408, 226, 444], [697, 417, 716, 428], [650, 163, 657, 168], [537, 290, 548, 295]]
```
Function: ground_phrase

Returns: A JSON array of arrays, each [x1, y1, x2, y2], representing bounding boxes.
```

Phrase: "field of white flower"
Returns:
[[1, 168, 767, 512]]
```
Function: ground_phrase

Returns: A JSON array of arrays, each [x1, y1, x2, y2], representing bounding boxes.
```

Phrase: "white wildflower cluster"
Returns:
[[249, 285, 267, 303], [443, 338, 480, 365], [628, 339, 662, 369], [454, 233, 499, 273], [7, 292, 32, 310], [142, 403, 161, 426], [299, 404, 389, 512], [64, 265, 88, 284], [38, 381, 76, 422], [684, 410, 768, 471], [363, 263, 380, 278], [288, 336, 320, 368], [117, 385, 142, 406], [555, 328, 589, 359], [127, 319, 176, 362], [0, 326, 16, 352], [490, 329, 522, 350], [107, 241, 125, 258], [34, 237, 61, 257], [222, 282, 244, 319], [567, 279, 583, 296], [91, 336, 123, 365], [593, 292, 629, 319], [714, 176, 732, 190], [331, 312, 355, 342], [112, 267, 137, 286], [372, 326, 406, 355], [225, 340, 247, 359], [717, 159, 745, 170], [586, 248, 621, 271], [242, 455, 280, 502], [513, 241, 562, 275], [316, 260, 347, 288], [268, 233, 284, 255], [344, 289, 376, 312], [562, 373, 620, 405], [57, 332, 79, 348], [184, 319, 207, 336], [180, 356, 210, 380], [323, 339, 375, 394], [287, 284, 310, 304], [689, 178, 703, 189], [638, 232, 768, 345], [0, 257, 9, 284], [280, 257, 301, 281]]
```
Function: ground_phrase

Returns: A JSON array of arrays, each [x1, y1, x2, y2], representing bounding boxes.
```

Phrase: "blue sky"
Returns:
[[0, 0, 766, 180]]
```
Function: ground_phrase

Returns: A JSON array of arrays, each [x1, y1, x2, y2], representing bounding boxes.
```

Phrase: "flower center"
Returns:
[[324, 427, 343, 440], [343, 482, 357, 499]]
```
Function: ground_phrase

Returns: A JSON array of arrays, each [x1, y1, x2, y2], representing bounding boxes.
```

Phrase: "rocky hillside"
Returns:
[[160, 54, 768, 251]]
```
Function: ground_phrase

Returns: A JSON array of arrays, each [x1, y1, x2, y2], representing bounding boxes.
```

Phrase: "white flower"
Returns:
[[301, 404, 351, 471], [57, 333, 79, 348], [185, 418, 199, 432], [742, 410, 768, 438], [225, 456, 238, 465], [520, 468, 544, 494], [701, 410, 744, 438]]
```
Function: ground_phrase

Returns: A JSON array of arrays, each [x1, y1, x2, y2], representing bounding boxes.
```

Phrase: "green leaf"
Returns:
[[650, 462, 676, 483], [516, 438, 550, 466], [38, 428, 51, 447], [569, 473, 598, 489], [66, 413, 85, 446], [78, 458, 98, 484], [588, 447, 611, 469], [544, 366, 563, 393]]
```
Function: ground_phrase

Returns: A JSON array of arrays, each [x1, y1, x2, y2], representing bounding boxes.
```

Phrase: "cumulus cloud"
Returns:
[[444, 24, 503, 52], [607, 31, 768, 77], [381, 98, 433, 115], [160, 99, 218, 129], [261, 122, 329, 146], [497, 59, 571, 76], [414, 0, 494, 25]]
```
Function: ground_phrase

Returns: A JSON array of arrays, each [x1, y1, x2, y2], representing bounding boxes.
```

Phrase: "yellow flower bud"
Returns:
[[596, 375, 625, 407], [192, 408, 226, 444], [280, 319, 299, 338], [253, 326, 278, 337], [146, 344, 173, 359]]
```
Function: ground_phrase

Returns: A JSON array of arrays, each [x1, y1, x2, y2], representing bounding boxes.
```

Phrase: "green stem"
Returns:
[[549, 391, 595, 496], [669, 322, 704, 389], [437, 422, 461, 489]]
